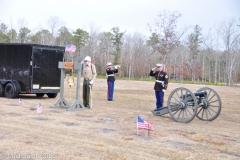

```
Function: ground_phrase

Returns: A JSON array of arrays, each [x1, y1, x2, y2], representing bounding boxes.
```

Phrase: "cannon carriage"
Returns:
[[152, 87, 222, 123]]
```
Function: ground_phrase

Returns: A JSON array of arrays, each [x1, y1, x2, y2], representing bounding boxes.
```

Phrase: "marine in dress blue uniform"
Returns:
[[149, 64, 168, 111], [106, 62, 119, 101]]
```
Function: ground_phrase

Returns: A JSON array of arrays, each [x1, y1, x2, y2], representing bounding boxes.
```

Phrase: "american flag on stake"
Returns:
[[19, 98, 24, 105], [36, 103, 43, 114], [65, 44, 76, 53], [137, 116, 154, 136]]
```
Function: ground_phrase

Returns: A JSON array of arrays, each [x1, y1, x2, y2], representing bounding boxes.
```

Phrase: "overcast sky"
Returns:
[[0, 0, 239, 37]]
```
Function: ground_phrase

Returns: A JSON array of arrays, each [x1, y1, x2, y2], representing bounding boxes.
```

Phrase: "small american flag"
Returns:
[[19, 98, 24, 105], [37, 103, 43, 114], [137, 116, 154, 130], [65, 44, 76, 52]]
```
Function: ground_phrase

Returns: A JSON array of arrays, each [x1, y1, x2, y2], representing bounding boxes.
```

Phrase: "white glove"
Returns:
[[89, 80, 93, 84], [115, 65, 120, 69], [152, 67, 156, 71], [162, 89, 166, 92]]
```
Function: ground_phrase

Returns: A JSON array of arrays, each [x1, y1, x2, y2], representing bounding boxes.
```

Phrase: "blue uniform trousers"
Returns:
[[155, 91, 164, 109], [107, 81, 114, 100]]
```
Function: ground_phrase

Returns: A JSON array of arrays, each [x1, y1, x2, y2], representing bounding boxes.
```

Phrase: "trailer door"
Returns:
[[31, 48, 62, 91]]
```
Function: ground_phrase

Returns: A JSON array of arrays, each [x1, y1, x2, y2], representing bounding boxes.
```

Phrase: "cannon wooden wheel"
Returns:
[[196, 87, 222, 121], [167, 87, 198, 123]]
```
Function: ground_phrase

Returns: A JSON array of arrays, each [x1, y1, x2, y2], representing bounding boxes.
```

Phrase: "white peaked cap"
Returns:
[[84, 56, 91, 62], [107, 62, 112, 66], [156, 63, 163, 67]]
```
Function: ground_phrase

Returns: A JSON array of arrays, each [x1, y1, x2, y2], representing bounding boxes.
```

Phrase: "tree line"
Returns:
[[0, 11, 240, 86]]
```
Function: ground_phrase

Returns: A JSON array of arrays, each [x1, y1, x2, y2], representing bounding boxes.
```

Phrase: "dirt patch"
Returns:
[[0, 78, 240, 160]]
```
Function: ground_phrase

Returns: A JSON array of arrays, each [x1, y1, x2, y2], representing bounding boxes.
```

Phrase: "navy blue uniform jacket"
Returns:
[[106, 69, 118, 81], [150, 70, 168, 91]]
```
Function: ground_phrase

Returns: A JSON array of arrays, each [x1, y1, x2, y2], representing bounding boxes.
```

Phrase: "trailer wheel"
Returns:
[[36, 93, 45, 97], [47, 93, 58, 98], [0, 83, 4, 97], [5, 83, 17, 98]]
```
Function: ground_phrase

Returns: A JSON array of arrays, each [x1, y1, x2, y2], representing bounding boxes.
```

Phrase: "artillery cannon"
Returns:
[[152, 87, 222, 123]]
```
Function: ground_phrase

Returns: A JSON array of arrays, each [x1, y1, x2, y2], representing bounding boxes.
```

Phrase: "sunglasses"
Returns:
[[84, 60, 88, 62]]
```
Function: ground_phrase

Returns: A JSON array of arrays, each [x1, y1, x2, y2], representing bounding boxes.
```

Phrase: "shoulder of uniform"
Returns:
[[91, 63, 96, 68]]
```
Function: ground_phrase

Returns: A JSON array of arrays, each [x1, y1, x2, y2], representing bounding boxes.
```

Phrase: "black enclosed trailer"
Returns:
[[0, 43, 65, 98]]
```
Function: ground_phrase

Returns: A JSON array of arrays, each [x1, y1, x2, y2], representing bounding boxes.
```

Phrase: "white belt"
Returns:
[[108, 74, 114, 76], [156, 80, 164, 83]]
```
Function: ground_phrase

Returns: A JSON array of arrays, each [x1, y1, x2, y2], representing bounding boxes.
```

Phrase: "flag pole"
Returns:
[[148, 124, 150, 137], [136, 116, 138, 136]]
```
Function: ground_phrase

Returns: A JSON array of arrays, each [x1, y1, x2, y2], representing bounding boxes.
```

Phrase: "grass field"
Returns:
[[0, 78, 240, 160]]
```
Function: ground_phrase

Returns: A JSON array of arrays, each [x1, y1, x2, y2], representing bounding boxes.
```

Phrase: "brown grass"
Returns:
[[0, 78, 240, 160]]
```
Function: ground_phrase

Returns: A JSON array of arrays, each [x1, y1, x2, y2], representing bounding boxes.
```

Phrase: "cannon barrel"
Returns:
[[180, 91, 207, 99]]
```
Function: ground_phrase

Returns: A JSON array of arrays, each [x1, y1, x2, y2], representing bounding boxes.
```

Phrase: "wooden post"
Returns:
[[148, 124, 150, 137]]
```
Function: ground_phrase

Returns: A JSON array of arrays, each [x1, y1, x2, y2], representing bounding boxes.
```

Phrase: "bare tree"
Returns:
[[100, 32, 114, 61], [216, 18, 240, 86], [147, 10, 186, 68], [202, 29, 221, 84], [46, 16, 62, 36], [17, 18, 28, 29], [46, 16, 63, 45], [87, 23, 102, 73], [121, 32, 151, 79]]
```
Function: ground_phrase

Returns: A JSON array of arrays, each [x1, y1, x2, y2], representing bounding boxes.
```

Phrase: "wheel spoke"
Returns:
[[173, 108, 181, 116], [169, 102, 179, 106], [206, 108, 214, 119], [206, 89, 211, 99], [184, 108, 189, 119], [205, 108, 208, 119], [177, 109, 183, 119], [208, 104, 219, 107], [186, 107, 194, 117], [168, 87, 197, 123], [184, 94, 192, 103], [209, 99, 219, 104], [201, 108, 205, 119], [197, 107, 203, 115], [208, 107, 217, 114], [176, 91, 181, 100], [171, 96, 181, 103], [196, 87, 221, 121], [170, 105, 181, 112], [207, 94, 215, 102]]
